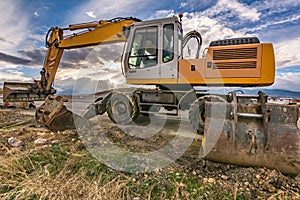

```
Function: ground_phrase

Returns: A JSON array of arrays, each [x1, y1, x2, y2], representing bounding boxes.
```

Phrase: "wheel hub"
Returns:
[[115, 102, 127, 115]]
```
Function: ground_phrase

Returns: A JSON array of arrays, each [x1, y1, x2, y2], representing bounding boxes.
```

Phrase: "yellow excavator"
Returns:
[[3, 15, 299, 175]]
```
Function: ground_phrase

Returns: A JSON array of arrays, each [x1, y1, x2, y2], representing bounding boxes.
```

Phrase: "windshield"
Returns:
[[128, 26, 158, 68]]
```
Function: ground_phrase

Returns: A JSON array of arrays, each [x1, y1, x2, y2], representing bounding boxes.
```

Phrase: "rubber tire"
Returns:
[[189, 95, 226, 134], [189, 98, 205, 134], [107, 93, 139, 124]]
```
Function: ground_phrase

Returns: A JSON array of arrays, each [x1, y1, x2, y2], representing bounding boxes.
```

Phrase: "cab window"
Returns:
[[128, 26, 158, 68], [163, 24, 174, 63], [178, 25, 183, 58]]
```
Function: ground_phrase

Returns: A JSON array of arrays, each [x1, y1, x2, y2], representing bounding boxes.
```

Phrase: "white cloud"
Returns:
[[0, 1, 45, 83], [86, 11, 96, 19], [0, 1, 29, 54], [204, 0, 261, 22], [27, 34, 45, 43], [180, 2, 188, 8], [270, 72, 300, 92], [255, 0, 300, 15], [0, 62, 31, 82], [53, 60, 125, 94], [65, 0, 149, 23], [242, 14, 300, 33], [53, 44, 126, 93], [274, 37, 300, 68], [149, 10, 175, 19], [218, 0, 261, 21], [182, 12, 247, 45]]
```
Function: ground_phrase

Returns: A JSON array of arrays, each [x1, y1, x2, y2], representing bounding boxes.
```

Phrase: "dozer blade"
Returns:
[[3, 82, 46, 102], [35, 95, 89, 132], [202, 101, 300, 176]]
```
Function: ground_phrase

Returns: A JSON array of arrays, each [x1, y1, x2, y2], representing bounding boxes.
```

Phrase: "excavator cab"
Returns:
[[123, 17, 180, 82]]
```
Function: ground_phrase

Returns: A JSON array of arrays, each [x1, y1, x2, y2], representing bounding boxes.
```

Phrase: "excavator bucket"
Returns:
[[35, 95, 89, 132], [202, 92, 300, 175], [3, 82, 46, 103]]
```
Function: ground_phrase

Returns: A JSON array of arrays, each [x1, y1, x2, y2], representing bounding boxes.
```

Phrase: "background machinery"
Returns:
[[3, 15, 299, 175]]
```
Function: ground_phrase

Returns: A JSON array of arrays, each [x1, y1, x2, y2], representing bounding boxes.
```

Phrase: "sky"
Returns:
[[0, 0, 299, 94]]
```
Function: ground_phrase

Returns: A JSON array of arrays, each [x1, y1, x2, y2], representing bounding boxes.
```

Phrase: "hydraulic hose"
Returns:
[[182, 30, 202, 59]]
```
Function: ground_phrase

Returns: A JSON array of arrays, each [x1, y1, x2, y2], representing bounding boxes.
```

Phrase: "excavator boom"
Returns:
[[3, 17, 140, 103]]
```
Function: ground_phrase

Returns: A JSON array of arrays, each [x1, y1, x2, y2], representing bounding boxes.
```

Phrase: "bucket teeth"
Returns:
[[3, 82, 46, 102]]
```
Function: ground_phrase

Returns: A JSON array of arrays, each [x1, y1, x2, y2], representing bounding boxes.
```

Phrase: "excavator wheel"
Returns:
[[189, 98, 205, 134], [189, 95, 226, 134], [106, 92, 139, 124]]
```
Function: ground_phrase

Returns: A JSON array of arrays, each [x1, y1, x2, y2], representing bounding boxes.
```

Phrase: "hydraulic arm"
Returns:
[[3, 17, 140, 103]]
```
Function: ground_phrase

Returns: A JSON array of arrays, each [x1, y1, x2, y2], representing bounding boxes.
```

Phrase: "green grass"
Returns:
[[0, 140, 233, 200], [0, 130, 287, 200]]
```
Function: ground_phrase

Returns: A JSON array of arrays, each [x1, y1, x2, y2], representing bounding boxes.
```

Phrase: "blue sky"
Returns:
[[0, 0, 299, 93]]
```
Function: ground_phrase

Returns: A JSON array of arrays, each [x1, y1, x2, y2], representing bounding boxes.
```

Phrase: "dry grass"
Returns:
[[0, 134, 209, 200], [1, 116, 297, 199], [0, 143, 137, 199], [1, 131, 296, 200]]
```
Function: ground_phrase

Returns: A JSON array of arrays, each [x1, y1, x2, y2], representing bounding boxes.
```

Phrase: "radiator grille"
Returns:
[[213, 48, 257, 60], [213, 61, 257, 69]]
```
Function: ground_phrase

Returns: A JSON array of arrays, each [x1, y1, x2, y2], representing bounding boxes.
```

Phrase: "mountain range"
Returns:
[[242, 89, 300, 99]]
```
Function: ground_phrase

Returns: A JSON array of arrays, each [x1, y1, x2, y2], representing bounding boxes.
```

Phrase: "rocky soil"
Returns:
[[0, 108, 299, 199]]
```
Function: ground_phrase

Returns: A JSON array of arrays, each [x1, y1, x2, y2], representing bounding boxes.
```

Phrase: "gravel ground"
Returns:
[[0, 108, 299, 199]]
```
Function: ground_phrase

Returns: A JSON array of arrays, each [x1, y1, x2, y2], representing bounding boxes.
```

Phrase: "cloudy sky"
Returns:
[[0, 0, 299, 94]]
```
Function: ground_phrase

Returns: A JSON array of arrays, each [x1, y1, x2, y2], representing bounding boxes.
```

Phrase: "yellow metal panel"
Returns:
[[159, 79, 178, 84], [176, 43, 275, 86], [260, 43, 275, 86], [178, 59, 206, 84], [59, 19, 137, 49], [205, 44, 262, 78]]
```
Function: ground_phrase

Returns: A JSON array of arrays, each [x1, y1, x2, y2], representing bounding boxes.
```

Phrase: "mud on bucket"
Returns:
[[35, 95, 89, 132]]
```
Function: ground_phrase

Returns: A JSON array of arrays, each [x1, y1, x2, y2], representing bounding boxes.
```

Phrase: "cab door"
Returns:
[[125, 25, 160, 81], [159, 23, 178, 81]]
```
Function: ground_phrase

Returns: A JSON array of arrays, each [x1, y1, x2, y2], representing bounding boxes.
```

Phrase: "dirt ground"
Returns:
[[0, 107, 299, 199]]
